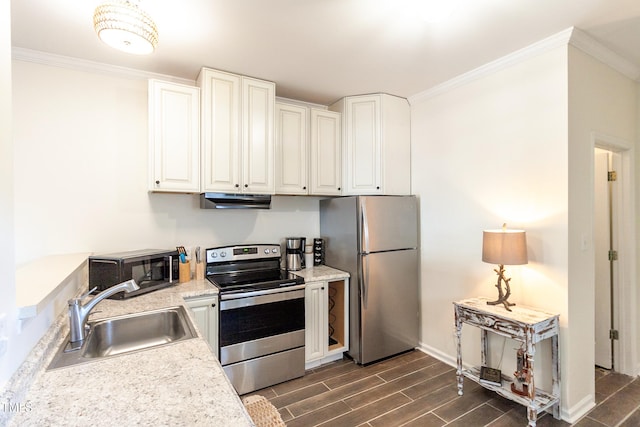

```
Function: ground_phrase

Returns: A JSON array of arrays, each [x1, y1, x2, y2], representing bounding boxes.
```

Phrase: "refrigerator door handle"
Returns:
[[360, 254, 369, 306], [361, 200, 370, 253]]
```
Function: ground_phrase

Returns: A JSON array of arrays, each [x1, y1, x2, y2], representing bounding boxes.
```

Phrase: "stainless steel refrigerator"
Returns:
[[320, 195, 419, 365]]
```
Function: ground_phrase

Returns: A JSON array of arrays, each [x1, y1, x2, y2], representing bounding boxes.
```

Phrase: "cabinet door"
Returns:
[[343, 95, 382, 195], [275, 103, 308, 195], [185, 297, 219, 357], [310, 109, 342, 195], [198, 69, 242, 193], [148, 80, 200, 193], [380, 94, 411, 195], [242, 77, 275, 194], [305, 281, 327, 363]]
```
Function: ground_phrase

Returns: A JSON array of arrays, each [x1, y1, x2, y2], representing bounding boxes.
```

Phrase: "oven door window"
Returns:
[[220, 297, 304, 347]]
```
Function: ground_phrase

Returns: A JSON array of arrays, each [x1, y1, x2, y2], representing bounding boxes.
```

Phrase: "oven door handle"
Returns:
[[220, 284, 306, 301]]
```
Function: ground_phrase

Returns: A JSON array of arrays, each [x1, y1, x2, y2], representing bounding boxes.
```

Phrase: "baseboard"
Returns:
[[417, 342, 457, 368], [417, 342, 595, 423], [305, 352, 344, 370], [562, 394, 596, 424]]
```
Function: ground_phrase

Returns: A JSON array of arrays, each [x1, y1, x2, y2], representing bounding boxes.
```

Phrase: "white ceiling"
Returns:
[[10, 0, 640, 105]]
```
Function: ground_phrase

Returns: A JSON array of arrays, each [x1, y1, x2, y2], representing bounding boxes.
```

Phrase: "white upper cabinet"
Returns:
[[310, 109, 341, 196], [330, 94, 411, 195], [275, 102, 308, 195], [242, 78, 275, 194], [198, 69, 241, 193], [198, 68, 275, 194], [148, 79, 200, 193]]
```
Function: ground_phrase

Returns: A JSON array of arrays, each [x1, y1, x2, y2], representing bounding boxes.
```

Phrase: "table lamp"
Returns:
[[482, 224, 528, 311]]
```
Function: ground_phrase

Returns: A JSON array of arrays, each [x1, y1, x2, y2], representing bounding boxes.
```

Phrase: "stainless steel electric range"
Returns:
[[205, 244, 305, 395]]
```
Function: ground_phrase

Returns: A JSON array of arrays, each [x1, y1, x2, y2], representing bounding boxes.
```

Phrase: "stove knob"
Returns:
[[272, 248, 278, 254], [264, 249, 270, 254], [210, 252, 218, 258], [220, 251, 227, 258]]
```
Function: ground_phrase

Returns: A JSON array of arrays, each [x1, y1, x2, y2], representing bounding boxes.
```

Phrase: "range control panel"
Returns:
[[206, 244, 280, 263]]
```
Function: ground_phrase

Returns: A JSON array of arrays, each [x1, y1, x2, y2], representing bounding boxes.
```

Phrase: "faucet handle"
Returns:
[[69, 287, 98, 305], [84, 286, 98, 298]]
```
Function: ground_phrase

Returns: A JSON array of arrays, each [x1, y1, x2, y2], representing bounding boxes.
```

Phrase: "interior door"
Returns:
[[594, 149, 612, 369]]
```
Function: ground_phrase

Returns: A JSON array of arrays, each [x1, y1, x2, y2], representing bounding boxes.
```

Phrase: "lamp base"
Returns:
[[487, 264, 515, 311], [487, 297, 515, 311]]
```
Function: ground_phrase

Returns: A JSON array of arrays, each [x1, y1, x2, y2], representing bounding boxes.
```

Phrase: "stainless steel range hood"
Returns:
[[200, 193, 272, 209]]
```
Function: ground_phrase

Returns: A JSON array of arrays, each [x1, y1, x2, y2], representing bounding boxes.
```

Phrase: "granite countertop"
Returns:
[[8, 279, 255, 427], [292, 265, 350, 282]]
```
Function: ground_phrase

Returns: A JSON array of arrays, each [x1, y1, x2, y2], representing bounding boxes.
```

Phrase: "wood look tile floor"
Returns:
[[244, 351, 640, 427]]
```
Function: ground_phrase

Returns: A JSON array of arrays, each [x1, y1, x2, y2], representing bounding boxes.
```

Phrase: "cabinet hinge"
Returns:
[[608, 250, 618, 261], [610, 329, 619, 340], [608, 171, 617, 182]]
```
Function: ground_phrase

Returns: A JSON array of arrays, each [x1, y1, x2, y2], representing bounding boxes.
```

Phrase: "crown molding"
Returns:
[[11, 47, 196, 86], [569, 27, 640, 81], [409, 28, 574, 104], [409, 27, 640, 104]]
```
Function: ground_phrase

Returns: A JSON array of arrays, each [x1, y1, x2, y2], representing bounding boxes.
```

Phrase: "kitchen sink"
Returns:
[[48, 306, 197, 370]]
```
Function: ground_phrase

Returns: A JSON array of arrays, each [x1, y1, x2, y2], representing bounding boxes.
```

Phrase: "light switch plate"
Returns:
[[0, 313, 7, 358], [0, 313, 6, 337]]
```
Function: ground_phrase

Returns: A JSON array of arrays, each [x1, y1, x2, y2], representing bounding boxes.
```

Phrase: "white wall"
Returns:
[[411, 45, 570, 411], [7, 59, 320, 389], [567, 46, 637, 385], [411, 39, 639, 421], [12, 60, 320, 266], [0, 0, 17, 388]]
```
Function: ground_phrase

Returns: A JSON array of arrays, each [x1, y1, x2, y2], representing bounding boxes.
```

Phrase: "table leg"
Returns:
[[455, 308, 464, 396], [481, 329, 488, 367], [526, 329, 536, 427], [551, 334, 560, 419]]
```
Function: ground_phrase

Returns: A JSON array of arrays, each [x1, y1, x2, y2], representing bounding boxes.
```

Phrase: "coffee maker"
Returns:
[[285, 237, 305, 271]]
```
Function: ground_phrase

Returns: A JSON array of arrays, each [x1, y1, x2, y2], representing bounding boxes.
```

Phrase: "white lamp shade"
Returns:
[[482, 229, 528, 265]]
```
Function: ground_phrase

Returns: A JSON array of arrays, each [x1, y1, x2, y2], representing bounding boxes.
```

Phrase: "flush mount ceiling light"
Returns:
[[93, 0, 158, 55]]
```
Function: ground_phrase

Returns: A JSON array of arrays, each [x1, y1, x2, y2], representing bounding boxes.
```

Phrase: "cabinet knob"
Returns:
[[321, 287, 325, 290], [376, 186, 380, 190], [235, 184, 239, 188], [338, 187, 341, 191], [244, 184, 248, 188], [303, 186, 306, 190], [212, 303, 216, 308], [155, 180, 160, 185]]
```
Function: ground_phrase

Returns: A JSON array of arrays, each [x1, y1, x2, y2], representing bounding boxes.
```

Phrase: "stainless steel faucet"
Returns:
[[67, 280, 140, 347]]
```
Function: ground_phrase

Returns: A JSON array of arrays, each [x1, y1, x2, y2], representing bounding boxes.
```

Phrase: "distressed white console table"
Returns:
[[454, 297, 560, 427]]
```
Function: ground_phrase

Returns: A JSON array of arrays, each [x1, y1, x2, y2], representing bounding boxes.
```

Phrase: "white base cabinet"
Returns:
[[185, 296, 219, 358], [305, 278, 349, 369], [148, 80, 200, 193]]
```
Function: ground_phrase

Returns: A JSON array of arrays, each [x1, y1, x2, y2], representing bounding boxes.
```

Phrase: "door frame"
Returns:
[[591, 132, 637, 376]]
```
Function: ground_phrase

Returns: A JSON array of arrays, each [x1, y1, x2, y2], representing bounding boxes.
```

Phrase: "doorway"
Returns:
[[594, 148, 617, 370], [592, 135, 636, 376]]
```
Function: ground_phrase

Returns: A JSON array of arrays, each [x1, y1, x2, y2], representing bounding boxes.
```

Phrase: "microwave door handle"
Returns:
[[167, 255, 173, 283]]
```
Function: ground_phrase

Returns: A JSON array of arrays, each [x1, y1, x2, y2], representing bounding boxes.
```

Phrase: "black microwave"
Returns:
[[88, 249, 179, 299]]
